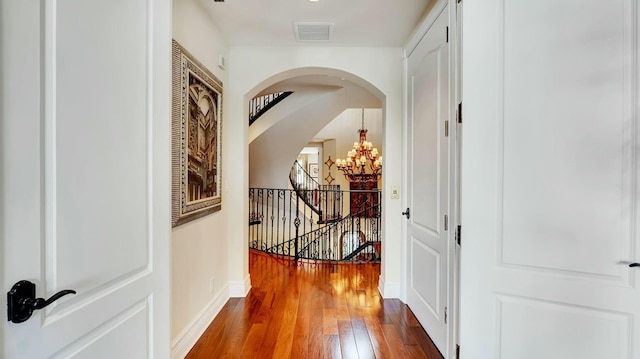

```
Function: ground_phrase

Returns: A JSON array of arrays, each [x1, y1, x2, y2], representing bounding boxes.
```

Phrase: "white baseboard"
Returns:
[[378, 278, 401, 299], [228, 274, 251, 297], [171, 285, 229, 359]]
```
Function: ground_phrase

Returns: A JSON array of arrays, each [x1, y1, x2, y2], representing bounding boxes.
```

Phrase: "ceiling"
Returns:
[[198, 0, 434, 47]]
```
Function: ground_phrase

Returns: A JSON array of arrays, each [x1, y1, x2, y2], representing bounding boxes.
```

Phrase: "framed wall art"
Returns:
[[309, 163, 319, 178], [172, 40, 223, 227]]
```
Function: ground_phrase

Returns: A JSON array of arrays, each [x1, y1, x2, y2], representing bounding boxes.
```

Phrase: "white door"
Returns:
[[1, 0, 171, 358], [405, 5, 452, 356], [461, 0, 640, 358]]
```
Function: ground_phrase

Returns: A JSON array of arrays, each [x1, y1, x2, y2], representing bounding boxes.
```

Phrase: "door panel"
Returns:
[[411, 48, 440, 231], [461, 0, 640, 358], [411, 239, 441, 314], [406, 6, 450, 356], [2, 0, 171, 357], [55, 0, 150, 291], [500, 0, 630, 279], [55, 301, 149, 359], [498, 296, 630, 358]]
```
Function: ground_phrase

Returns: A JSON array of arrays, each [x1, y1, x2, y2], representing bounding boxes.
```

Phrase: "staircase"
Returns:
[[289, 160, 342, 224]]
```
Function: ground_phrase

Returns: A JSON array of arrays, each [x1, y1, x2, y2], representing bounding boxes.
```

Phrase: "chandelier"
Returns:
[[336, 109, 382, 182]]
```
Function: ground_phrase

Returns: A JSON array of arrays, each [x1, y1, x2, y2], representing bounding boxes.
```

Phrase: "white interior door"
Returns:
[[405, 5, 451, 356], [461, 0, 640, 358], [1, 0, 171, 358]]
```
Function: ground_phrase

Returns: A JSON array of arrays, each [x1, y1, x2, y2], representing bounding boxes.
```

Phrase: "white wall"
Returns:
[[249, 88, 347, 188], [227, 47, 404, 298], [171, 0, 232, 356]]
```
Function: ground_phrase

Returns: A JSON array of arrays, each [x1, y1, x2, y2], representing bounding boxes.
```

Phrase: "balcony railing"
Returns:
[[249, 187, 381, 262]]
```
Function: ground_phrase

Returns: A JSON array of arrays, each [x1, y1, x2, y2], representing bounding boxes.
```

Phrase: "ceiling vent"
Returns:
[[294, 22, 333, 41]]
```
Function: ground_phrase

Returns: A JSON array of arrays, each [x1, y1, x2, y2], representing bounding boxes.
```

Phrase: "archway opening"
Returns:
[[246, 67, 387, 264]]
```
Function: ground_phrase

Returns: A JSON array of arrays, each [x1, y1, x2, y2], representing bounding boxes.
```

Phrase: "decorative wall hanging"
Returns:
[[324, 156, 335, 184], [172, 40, 223, 227], [324, 156, 335, 169], [324, 173, 335, 185]]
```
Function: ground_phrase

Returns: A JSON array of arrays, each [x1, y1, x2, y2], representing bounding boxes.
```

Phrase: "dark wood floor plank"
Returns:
[[351, 317, 376, 359], [337, 320, 359, 359], [381, 323, 410, 359], [239, 322, 266, 358], [272, 296, 299, 358], [290, 283, 311, 358], [185, 250, 443, 359], [323, 334, 342, 359], [323, 308, 339, 335], [307, 286, 325, 358], [364, 316, 394, 359], [411, 326, 444, 359]]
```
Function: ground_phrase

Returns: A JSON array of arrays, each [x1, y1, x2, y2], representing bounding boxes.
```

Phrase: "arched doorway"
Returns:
[[246, 69, 385, 263]]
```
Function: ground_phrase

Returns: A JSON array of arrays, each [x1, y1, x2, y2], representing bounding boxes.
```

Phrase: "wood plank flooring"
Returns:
[[186, 250, 443, 359]]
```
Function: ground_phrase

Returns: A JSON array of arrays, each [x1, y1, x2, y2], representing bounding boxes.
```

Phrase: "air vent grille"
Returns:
[[294, 22, 333, 41]]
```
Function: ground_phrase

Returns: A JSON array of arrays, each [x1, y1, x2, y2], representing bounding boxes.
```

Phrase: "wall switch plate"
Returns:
[[391, 185, 400, 199]]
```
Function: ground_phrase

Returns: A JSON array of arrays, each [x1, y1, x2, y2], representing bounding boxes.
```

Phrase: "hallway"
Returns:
[[186, 251, 442, 358]]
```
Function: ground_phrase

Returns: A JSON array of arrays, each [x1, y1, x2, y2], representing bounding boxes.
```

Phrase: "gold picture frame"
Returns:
[[172, 40, 223, 227]]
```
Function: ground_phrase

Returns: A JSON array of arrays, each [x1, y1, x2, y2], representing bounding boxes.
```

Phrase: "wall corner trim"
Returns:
[[228, 274, 251, 297], [171, 285, 230, 359], [378, 278, 401, 299]]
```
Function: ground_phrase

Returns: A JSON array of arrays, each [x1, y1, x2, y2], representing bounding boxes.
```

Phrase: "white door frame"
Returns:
[[401, 0, 462, 357]]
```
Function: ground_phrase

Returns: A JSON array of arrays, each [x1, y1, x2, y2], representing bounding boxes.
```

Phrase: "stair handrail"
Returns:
[[249, 91, 294, 126], [342, 241, 379, 261], [289, 160, 323, 216], [265, 200, 380, 257], [295, 202, 381, 260]]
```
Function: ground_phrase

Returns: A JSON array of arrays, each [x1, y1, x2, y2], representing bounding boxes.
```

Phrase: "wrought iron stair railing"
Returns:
[[289, 160, 341, 224], [293, 202, 381, 261], [249, 91, 294, 126], [248, 187, 381, 262]]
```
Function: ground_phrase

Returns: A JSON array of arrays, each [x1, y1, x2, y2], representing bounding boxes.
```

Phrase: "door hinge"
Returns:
[[444, 214, 449, 231], [456, 224, 461, 245], [444, 306, 448, 324], [446, 26, 449, 43], [445, 120, 449, 137], [456, 344, 461, 359], [457, 102, 462, 124]]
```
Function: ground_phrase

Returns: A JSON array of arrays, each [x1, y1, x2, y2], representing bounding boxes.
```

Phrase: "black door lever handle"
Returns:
[[630, 263, 640, 267], [402, 208, 410, 219], [7, 280, 76, 323]]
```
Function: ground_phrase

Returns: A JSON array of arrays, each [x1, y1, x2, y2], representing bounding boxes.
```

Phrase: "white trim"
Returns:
[[378, 278, 401, 299], [170, 285, 229, 359], [228, 274, 251, 297], [404, 0, 449, 58]]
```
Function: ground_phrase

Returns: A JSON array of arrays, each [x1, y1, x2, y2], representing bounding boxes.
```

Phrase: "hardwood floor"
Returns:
[[186, 250, 443, 359]]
